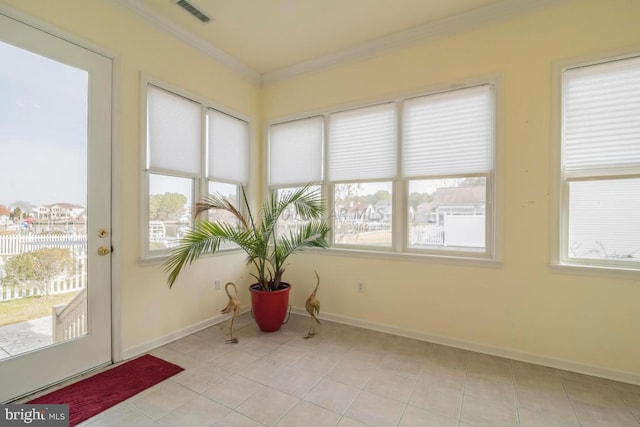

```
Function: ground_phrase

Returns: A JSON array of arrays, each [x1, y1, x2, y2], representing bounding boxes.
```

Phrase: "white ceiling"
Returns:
[[115, 0, 561, 84]]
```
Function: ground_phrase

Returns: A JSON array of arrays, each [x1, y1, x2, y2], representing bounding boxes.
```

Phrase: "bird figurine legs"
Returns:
[[221, 282, 241, 343], [304, 271, 322, 339]]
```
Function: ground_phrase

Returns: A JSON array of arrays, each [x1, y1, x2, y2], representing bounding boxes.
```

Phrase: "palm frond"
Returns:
[[164, 182, 331, 292], [273, 221, 330, 269], [164, 220, 253, 287], [196, 193, 250, 229], [276, 185, 326, 221]]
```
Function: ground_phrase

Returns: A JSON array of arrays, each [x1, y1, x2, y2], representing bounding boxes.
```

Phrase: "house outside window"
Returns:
[[268, 82, 497, 260], [144, 82, 249, 258], [558, 55, 640, 270]]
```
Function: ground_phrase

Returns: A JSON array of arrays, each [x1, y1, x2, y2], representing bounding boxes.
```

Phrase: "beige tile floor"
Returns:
[[71, 313, 639, 426]]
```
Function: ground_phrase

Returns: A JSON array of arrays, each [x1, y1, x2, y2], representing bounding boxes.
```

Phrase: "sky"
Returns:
[[0, 41, 88, 208], [0, 39, 472, 211]]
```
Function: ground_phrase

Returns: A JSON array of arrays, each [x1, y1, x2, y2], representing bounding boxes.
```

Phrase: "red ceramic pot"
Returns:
[[249, 283, 291, 332]]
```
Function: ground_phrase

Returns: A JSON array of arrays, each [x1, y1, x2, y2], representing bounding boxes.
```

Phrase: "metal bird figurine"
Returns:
[[304, 271, 321, 339], [221, 282, 241, 343]]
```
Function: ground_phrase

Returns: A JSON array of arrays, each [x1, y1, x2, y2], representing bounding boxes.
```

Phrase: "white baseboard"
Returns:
[[123, 305, 639, 386], [290, 306, 640, 386], [121, 307, 250, 360]]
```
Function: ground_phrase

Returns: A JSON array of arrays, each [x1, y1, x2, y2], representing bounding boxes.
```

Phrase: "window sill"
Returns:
[[139, 246, 244, 266], [549, 262, 640, 279], [309, 247, 503, 268]]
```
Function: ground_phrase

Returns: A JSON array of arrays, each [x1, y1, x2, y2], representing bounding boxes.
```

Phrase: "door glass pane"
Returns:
[[408, 177, 486, 251], [0, 42, 88, 358]]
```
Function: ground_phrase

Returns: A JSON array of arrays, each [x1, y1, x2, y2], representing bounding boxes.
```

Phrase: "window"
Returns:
[[274, 185, 323, 240], [207, 109, 249, 227], [559, 56, 640, 269], [269, 117, 324, 187], [403, 86, 493, 253], [329, 104, 396, 248], [144, 83, 249, 257], [269, 117, 324, 237], [268, 83, 496, 259]]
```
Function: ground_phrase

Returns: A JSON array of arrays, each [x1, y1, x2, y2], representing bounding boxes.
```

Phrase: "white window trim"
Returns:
[[140, 76, 251, 261], [551, 50, 640, 277], [265, 78, 502, 264]]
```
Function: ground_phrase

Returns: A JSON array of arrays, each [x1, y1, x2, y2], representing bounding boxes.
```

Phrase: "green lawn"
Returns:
[[0, 291, 80, 327]]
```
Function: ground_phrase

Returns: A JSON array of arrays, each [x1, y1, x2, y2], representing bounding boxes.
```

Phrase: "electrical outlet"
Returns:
[[358, 282, 364, 293], [214, 279, 221, 290]]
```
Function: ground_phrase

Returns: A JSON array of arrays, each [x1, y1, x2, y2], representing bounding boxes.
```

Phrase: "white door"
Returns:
[[0, 12, 112, 402]]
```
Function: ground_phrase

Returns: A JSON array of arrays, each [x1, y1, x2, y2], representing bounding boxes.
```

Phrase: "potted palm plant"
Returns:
[[163, 184, 330, 332]]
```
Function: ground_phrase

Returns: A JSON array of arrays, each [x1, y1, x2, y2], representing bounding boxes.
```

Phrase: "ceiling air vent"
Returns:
[[175, 0, 211, 23]]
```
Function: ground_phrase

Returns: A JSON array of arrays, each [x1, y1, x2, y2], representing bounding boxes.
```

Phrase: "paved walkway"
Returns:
[[0, 317, 52, 360]]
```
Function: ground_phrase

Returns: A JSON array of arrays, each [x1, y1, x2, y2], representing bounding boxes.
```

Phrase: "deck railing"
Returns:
[[52, 288, 87, 342]]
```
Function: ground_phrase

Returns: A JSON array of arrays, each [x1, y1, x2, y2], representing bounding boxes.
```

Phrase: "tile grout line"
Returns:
[[610, 384, 640, 426], [71, 314, 640, 426], [558, 370, 583, 427], [394, 357, 424, 427], [236, 338, 342, 426], [509, 359, 521, 427], [457, 350, 470, 426]]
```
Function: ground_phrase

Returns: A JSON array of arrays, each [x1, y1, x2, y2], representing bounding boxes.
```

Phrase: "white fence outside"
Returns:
[[0, 234, 87, 302], [410, 215, 486, 248], [444, 215, 485, 248], [0, 234, 87, 255], [411, 225, 445, 246]]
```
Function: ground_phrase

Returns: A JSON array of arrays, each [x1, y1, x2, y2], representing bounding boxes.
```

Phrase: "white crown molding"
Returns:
[[111, 0, 262, 85], [74, 0, 566, 87], [0, 3, 118, 60], [262, 0, 570, 85]]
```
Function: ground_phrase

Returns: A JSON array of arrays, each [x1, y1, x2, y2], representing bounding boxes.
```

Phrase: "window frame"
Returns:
[[331, 179, 397, 251], [403, 173, 494, 257], [141, 77, 250, 261], [266, 80, 500, 263], [553, 52, 640, 275], [328, 101, 398, 251]]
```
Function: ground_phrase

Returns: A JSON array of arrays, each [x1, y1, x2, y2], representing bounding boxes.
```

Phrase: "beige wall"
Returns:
[[1, 0, 261, 353], [3, 0, 640, 383], [263, 0, 640, 382]]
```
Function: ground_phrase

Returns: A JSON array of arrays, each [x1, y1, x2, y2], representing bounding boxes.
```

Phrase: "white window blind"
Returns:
[[328, 103, 396, 181], [563, 56, 640, 177], [561, 55, 640, 267], [402, 85, 493, 178], [269, 117, 323, 186], [208, 109, 249, 185], [147, 85, 201, 174]]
